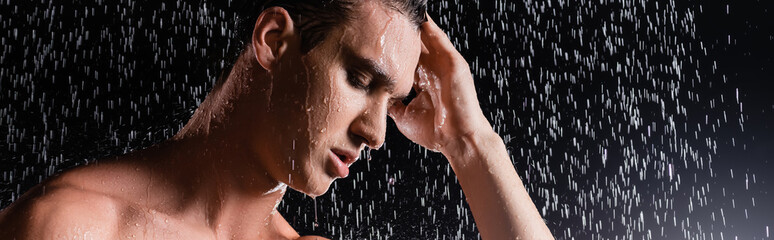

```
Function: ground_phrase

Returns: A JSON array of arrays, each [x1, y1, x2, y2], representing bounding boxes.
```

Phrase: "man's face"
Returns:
[[256, 2, 421, 196]]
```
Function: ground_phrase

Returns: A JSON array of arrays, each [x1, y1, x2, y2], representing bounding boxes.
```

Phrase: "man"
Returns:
[[0, 0, 553, 239]]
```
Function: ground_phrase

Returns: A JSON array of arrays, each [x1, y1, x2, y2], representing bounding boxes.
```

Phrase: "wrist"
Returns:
[[440, 129, 503, 168]]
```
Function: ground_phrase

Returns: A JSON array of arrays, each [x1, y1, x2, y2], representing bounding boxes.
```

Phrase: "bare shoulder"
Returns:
[[0, 183, 122, 239]]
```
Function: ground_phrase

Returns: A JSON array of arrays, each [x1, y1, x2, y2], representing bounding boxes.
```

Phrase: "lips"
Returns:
[[330, 148, 359, 178], [331, 148, 358, 166]]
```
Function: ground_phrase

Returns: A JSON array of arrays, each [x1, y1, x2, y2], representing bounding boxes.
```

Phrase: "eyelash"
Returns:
[[346, 69, 370, 90], [346, 69, 404, 105]]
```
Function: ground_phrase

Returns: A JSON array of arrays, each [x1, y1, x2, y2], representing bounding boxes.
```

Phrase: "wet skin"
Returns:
[[0, 1, 553, 239]]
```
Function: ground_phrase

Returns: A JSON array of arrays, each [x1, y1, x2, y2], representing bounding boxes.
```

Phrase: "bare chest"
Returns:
[[113, 206, 287, 240], [114, 208, 214, 239]]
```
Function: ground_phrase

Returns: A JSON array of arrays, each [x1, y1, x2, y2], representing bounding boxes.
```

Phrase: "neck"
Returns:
[[175, 51, 267, 138], [155, 51, 284, 237]]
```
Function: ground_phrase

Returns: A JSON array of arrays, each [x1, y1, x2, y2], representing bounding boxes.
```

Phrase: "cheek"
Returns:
[[318, 78, 368, 141], [302, 66, 340, 145]]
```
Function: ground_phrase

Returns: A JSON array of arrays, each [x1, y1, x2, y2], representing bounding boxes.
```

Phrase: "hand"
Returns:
[[388, 15, 494, 155], [390, 16, 555, 239]]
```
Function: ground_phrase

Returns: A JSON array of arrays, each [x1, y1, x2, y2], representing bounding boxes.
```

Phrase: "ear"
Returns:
[[252, 7, 296, 72]]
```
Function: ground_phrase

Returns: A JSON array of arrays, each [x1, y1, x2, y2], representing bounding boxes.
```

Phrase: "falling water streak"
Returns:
[[313, 196, 319, 229], [0, 0, 768, 239]]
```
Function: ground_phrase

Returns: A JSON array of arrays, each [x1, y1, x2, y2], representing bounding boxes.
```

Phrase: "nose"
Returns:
[[349, 99, 388, 150]]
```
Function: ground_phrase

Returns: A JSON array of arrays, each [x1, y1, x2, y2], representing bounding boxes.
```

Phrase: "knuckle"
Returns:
[[447, 56, 470, 74]]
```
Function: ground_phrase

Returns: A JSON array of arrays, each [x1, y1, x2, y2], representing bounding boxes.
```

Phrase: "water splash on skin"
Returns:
[[416, 65, 447, 131], [1, 0, 769, 239], [301, 54, 316, 198]]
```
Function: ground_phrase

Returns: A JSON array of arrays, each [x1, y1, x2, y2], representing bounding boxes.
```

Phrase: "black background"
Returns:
[[1, 0, 772, 239]]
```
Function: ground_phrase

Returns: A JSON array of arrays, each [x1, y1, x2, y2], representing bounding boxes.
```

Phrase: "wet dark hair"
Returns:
[[236, 0, 428, 53], [212, 0, 426, 85]]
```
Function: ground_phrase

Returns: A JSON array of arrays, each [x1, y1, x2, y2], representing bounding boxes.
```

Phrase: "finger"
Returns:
[[413, 65, 425, 92], [420, 38, 429, 54], [420, 14, 457, 57], [414, 64, 435, 92]]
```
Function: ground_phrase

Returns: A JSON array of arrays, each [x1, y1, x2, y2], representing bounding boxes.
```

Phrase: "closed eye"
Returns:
[[346, 69, 371, 90]]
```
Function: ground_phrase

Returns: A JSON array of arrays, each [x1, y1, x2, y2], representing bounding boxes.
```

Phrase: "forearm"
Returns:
[[443, 131, 553, 240]]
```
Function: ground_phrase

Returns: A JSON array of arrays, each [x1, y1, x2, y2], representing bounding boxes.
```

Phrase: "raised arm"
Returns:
[[388, 15, 554, 239]]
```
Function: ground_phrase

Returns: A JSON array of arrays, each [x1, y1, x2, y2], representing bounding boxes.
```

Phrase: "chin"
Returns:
[[307, 178, 336, 197], [291, 184, 332, 198], [287, 172, 335, 198], [280, 150, 338, 197]]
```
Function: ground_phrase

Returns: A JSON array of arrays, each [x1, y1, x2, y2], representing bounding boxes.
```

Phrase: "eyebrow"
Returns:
[[343, 48, 410, 101]]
